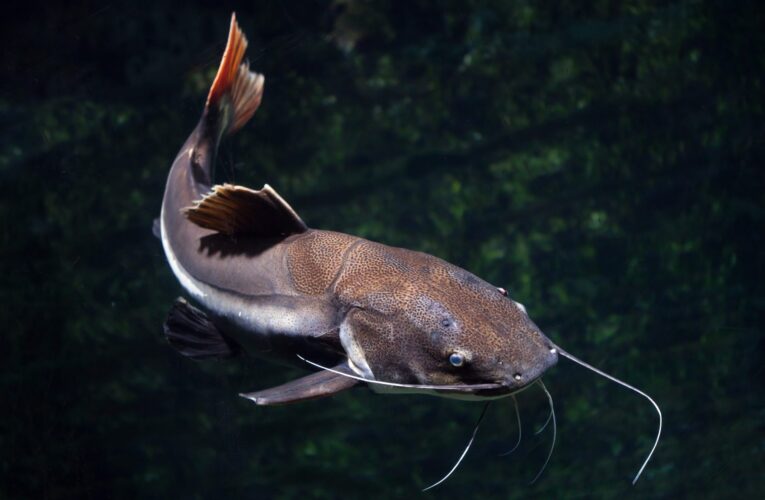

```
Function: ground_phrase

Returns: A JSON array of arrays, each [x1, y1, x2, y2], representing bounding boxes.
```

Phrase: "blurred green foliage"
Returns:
[[1, 0, 763, 498]]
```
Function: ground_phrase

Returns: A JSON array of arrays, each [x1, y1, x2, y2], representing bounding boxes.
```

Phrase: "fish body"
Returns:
[[157, 14, 663, 486], [160, 15, 557, 404]]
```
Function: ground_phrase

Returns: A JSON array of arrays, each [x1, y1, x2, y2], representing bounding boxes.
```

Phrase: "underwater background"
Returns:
[[1, 1, 763, 498]]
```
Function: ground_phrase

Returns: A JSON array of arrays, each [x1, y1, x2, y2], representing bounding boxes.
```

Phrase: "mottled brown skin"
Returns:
[[290, 234, 557, 392]]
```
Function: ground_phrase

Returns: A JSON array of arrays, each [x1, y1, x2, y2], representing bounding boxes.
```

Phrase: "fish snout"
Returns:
[[504, 339, 559, 387], [535, 336, 559, 374]]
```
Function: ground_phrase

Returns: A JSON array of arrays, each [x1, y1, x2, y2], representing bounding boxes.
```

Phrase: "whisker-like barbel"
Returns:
[[534, 400, 554, 436], [423, 402, 491, 492], [553, 346, 663, 484], [529, 380, 556, 484], [500, 395, 522, 456]]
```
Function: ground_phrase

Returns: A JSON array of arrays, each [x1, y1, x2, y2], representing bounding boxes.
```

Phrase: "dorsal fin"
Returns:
[[184, 183, 307, 237]]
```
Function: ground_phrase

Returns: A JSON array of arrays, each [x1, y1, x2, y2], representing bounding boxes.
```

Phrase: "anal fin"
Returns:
[[240, 362, 359, 406], [164, 297, 240, 359]]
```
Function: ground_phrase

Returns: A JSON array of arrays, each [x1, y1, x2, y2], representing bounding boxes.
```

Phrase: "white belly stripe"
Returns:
[[160, 206, 207, 300], [160, 209, 317, 336]]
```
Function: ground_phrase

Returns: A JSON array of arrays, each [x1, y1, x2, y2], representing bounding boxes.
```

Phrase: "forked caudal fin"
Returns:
[[552, 344, 663, 484], [206, 13, 264, 135]]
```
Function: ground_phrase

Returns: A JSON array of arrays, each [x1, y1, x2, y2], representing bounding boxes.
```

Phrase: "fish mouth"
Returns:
[[434, 375, 545, 398], [406, 382, 508, 401], [430, 382, 504, 392]]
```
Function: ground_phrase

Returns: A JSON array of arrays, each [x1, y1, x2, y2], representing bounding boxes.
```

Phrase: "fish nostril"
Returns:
[[544, 342, 558, 357], [546, 346, 559, 368]]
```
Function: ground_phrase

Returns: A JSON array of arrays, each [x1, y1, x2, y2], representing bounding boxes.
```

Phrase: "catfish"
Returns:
[[158, 14, 661, 488]]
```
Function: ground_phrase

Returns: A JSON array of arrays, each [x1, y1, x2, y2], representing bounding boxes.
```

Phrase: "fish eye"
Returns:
[[449, 353, 465, 367]]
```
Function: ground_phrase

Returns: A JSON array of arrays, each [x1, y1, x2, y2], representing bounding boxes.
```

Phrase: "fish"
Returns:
[[158, 13, 662, 488]]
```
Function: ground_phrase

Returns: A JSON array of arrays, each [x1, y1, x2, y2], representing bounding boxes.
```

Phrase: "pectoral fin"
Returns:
[[240, 363, 359, 406]]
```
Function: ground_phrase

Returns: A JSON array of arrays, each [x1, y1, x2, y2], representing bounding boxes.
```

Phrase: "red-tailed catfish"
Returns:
[[159, 14, 661, 485]]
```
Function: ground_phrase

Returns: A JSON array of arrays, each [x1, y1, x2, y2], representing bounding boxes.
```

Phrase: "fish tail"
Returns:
[[206, 13, 264, 134]]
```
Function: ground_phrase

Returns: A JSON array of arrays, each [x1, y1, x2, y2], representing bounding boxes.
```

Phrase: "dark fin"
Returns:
[[239, 363, 359, 406], [164, 297, 240, 359], [152, 217, 161, 239], [184, 183, 307, 237], [206, 13, 265, 134]]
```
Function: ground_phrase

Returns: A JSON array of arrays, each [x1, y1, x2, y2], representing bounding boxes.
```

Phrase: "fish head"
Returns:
[[340, 253, 558, 398]]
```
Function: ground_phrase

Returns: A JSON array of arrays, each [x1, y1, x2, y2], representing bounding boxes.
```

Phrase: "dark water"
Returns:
[[2, 1, 764, 498]]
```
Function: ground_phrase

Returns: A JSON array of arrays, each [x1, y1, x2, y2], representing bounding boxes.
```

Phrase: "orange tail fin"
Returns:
[[206, 13, 264, 134]]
